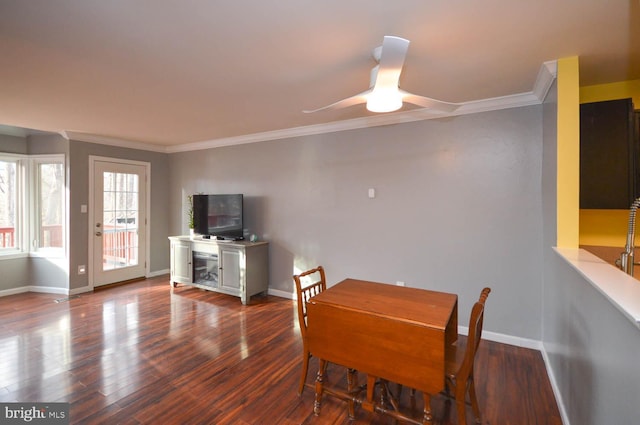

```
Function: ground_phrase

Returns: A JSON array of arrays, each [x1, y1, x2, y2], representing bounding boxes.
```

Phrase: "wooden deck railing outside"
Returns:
[[1, 225, 136, 268], [103, 225, 138, 268], [0, 225, 64, 248]]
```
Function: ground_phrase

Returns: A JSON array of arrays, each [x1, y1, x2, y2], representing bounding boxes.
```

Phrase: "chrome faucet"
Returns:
[[618, 197, 640, 276]]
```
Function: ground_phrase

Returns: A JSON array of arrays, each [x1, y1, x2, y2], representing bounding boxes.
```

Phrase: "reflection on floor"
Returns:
[[0, 275, 562, 424]]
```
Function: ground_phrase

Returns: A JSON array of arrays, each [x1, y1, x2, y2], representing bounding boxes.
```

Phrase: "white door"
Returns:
[[90, 158, 148, 287]]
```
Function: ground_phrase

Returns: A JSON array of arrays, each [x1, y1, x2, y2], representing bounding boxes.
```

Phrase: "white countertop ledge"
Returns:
[[555, 247, 640, 328]]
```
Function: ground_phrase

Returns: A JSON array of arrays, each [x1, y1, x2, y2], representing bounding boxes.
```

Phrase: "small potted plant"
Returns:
[[187, 195, 195, 238]]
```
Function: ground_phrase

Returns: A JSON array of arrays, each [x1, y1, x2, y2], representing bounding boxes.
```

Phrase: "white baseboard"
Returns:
[[540, 344, 570, 425], [148, 269, 169, 278], [0, 287, 30, 297], [28, 285, 69, 295], [270, 287, 570, 424], [0, 286, 70, 297], [471, 328, 568, 424], [457, 327, 567, 424], [271, 289, 545, 351], [268, 287, 296, 300], [1, 281, 569, 423], [70, 286, 93, 295], [466, 328, 543, 350]]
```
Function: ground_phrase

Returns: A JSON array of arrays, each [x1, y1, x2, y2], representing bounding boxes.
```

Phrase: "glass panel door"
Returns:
[[91, 159, 147, 287]]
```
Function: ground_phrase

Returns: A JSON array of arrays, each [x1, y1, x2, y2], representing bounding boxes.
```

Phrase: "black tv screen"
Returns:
[[193, 194, 244, 240]]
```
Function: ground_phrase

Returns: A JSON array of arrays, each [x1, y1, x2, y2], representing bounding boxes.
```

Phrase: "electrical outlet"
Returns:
[[78, 265, 86, 275], [396, 281, 405, 286]]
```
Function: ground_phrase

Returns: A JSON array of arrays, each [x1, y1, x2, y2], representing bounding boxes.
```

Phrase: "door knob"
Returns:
[[95, 231, 102, 236]]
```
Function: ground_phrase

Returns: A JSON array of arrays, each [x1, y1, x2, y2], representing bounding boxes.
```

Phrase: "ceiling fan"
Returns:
[[303, 36, 460, 114]]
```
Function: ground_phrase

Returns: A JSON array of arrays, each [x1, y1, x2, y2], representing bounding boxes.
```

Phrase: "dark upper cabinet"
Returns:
[[580, 98, 637, 209]]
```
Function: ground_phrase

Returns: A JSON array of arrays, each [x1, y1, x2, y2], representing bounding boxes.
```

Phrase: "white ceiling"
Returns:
[[0, 0, 639, 150]]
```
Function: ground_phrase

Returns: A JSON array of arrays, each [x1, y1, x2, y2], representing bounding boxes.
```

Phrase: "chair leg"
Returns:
[[298, 350, 310, 395], [454, 385, 467, 425], [468, 378, 481, 424], [455, 399, 467, 425]]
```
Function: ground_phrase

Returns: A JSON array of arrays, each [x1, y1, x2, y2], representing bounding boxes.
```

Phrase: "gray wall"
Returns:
[[0, 135, 170, 292], [543, 253, 640, 425], [0, 134, 29, 291], [4, 84, 638, 423], [0, 133, 28, 154], [169, 105, 544, 339], [0, 258, 30, 291], [68, 140, 170, 290], [541, 82, 640, 424], [29, 134, 71, 288], [541, 81, 558, 254], [0, 133, 70, 290]]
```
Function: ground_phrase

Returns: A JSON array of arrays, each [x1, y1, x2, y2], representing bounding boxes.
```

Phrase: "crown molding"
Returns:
[[61, 131, 169, 153], [167, 98, 541, 153], [533, 60, 558, 102], [169, 60, 558, 153], [59, 61, 558, 154]]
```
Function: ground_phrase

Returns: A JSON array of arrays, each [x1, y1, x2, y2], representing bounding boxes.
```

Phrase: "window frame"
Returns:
[[0, 153, 27, 258], [29, 154, 66, 258], [0, 152, 66, 260]]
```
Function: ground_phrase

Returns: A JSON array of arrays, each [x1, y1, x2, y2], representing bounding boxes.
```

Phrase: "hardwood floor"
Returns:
[[0, 276, 562, 424]]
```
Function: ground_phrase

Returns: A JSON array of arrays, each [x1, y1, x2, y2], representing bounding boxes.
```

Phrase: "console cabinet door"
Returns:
[[170, 240, 192, 284], [219, 246, 243, 295]]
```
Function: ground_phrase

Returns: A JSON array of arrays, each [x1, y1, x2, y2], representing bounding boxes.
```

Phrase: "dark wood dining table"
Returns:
[[306, 278, 458, 424]]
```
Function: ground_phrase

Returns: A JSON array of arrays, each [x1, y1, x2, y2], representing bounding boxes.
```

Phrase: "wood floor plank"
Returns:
[[0, 275, 562, 424]]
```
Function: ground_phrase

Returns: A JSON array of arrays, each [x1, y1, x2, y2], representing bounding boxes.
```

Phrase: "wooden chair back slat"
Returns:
[[292, 266, 328, 395], [293, 266, 327, 337], [448, 286, 491, 425]]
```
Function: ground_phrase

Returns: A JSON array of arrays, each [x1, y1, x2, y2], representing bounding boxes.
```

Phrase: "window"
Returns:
[[0, 155, 23, 252], [33, 157, 65, 253], [0, 153, 65, 257]]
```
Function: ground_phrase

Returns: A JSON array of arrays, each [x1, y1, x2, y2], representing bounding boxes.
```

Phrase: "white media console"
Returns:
[[168, 236, 269, 305]]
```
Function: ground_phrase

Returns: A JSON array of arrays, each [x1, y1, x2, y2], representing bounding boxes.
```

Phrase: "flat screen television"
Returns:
[[193, 194, 244, 240]]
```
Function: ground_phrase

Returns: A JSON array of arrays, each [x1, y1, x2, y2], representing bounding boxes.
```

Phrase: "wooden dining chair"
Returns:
[[443, 286, 491, 425], [293, 266, 327, 395]]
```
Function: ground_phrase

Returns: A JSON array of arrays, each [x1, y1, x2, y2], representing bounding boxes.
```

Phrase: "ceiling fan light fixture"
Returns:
[[304, 36, 460, 115], [366, 87, 403, 113]]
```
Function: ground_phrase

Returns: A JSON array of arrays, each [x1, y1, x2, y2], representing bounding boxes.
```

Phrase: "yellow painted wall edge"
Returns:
[[580, 79, 640, 106], [557, 57, 581, 248]]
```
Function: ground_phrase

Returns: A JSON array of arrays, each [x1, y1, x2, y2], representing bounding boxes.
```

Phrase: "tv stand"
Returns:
[[168, 236, 269, 305]]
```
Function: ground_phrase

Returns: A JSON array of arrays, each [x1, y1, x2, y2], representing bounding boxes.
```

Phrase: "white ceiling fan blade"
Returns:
[[302, 89, 371, 113], [399, 90, 461, 113], [304, 36, 460, 115], [372, 36, 410, 90]]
